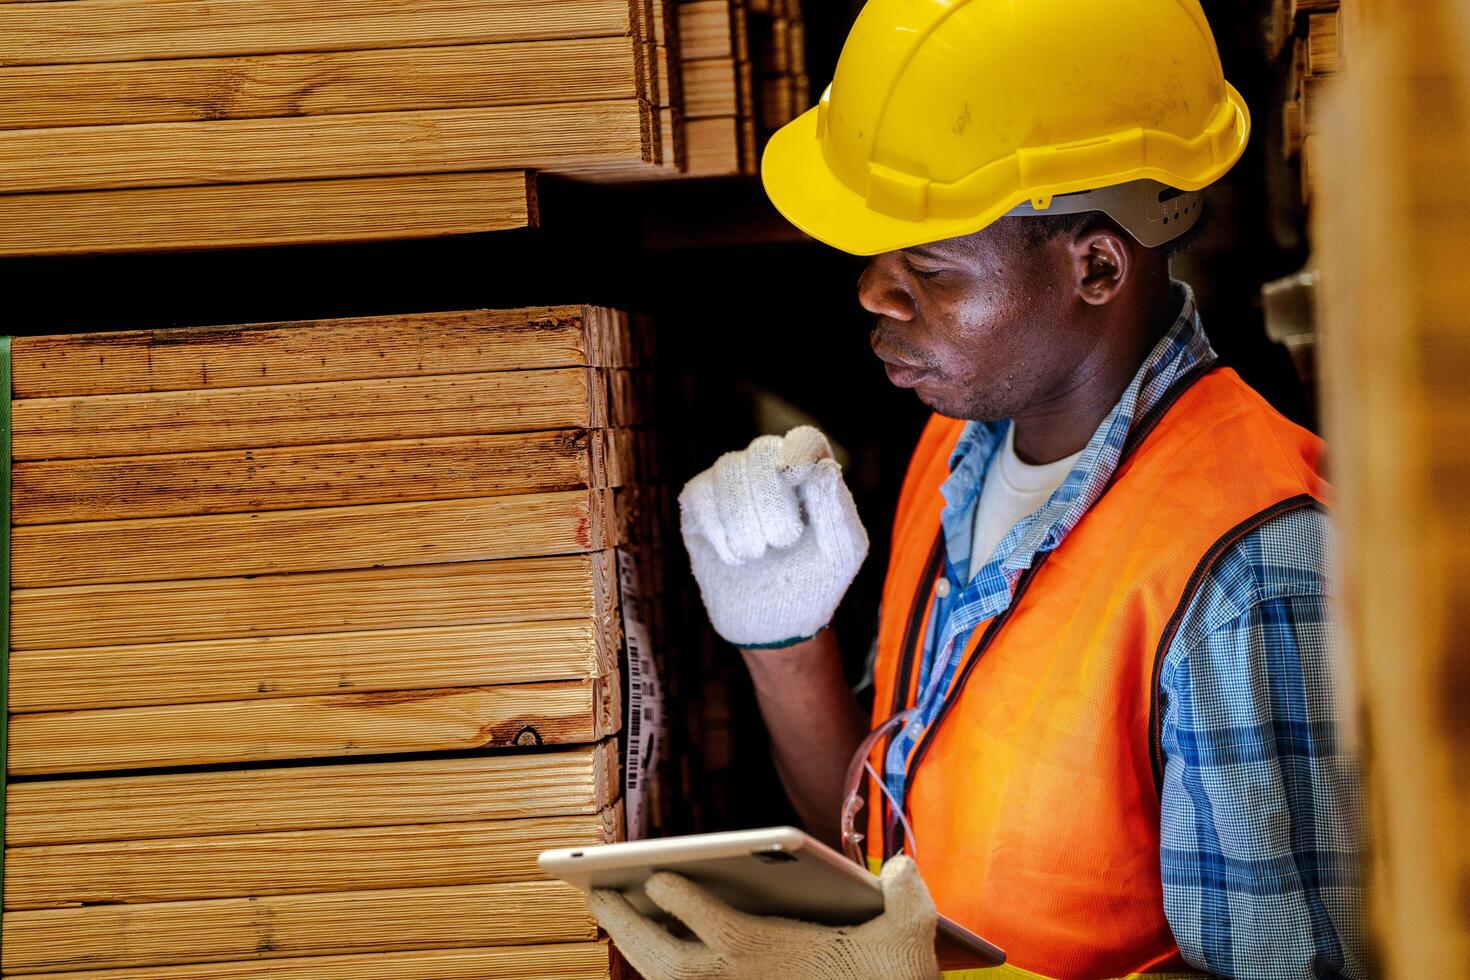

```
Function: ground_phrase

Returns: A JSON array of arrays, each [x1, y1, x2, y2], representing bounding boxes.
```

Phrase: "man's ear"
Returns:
[[1067, 224, 1133, 306]]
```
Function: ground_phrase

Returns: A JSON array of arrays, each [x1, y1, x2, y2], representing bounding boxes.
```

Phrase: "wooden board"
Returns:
[[1308, 10, 1341, 73], [0, 880, 597, 974], [12, 428, 632, 524], [0, 171, 537, 257], [10, 550, 617, 650], [12, 368, 604, 460], [9, 306, 628, 398], [9, 618, 618, 713], [679, 1, 734, 60], [0, 38, 643, 130], [683, 115, 740, 175], [0, 99, 652, 194], [682, 58, 738, 117], [5, 806, 622, 909], [6, 739, 620, 845], [28, 942, 616, 980], [0, 0, 637, 67], [8, 672, 620, 775]]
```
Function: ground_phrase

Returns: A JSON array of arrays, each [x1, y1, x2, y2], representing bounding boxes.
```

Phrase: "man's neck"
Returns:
[[1011, 277, 1181, 465]]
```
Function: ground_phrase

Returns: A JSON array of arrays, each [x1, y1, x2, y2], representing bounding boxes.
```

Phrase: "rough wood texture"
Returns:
[[1315, 0, 1470, 973], [12, 428, 632, 524], [0, 39, 643, 130], [6, 740, 620, 845], [679, 1, 734, 59], [9, 618, 618, 712], [28, 942, 616, 979], [683, 115, 740, 175], [8, 672, 620, 775], [0, 0, 636, 66], [11, 551, 618, 650], [11, 489, 614, 587], [0, 99, 652, 194], [12, 368, 604, 460], [0, 880, 597, 974], [10, 306, 629, 398], [0, 171, 537, 257], [1308, 10, 1341, 74], [682, 57, 738, 117], [5, 806, 623, 909]]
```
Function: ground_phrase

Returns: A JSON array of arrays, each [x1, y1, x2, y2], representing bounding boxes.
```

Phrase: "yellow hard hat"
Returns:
[[760, 0, 1250, 256]]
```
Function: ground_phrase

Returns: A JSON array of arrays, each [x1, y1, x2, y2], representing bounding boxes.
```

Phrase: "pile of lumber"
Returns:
[[1314, 0, 1470, 973], [0, 305, 658, 978], [1282, 0, 1347, 203], [0, 0, 811, 255], [666, 0, 807, 177]]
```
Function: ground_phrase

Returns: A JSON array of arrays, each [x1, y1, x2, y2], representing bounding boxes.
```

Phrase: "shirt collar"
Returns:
[[936, 279, 1217, 583]]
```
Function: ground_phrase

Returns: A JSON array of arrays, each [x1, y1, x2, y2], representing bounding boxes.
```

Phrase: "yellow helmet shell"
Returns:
[[760, 0, 1250, 255]]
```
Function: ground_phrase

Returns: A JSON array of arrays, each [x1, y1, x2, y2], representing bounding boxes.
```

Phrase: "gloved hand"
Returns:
[[678, 426, 868, 647], [589, 855, 940, 980]]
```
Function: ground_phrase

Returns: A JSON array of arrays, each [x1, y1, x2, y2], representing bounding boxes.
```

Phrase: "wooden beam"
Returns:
[[1308, 10, 1341, 73], [8, 672, 620, 774], [9, 617, 618, 713], [5, 806, 622, 909], [10, 306, 624, 398], [0, 171, 536, 258], [683, 115, 741, 175], [12, 428, 632, 525], [25, 942, 616, 980], [10, 550, 618, 650], [0, 38, 642, 130], [12, 368, 604, 460], [0, 99, 652, 194], [6, 739, 619, 845], [12, 489, 615, 587], [0, 0, 636, 66], [0, 880, 597, 974]]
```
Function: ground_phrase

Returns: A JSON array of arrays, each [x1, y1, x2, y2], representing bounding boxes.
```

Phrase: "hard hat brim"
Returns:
[[760, 85, 1250, 257], [760, 105, 1016, 257]]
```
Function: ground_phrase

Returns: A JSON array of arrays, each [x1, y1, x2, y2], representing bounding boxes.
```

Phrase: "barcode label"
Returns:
[[618, 548, 662, 840]]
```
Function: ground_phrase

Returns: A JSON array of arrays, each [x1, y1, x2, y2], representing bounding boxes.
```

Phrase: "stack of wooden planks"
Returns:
[[0, 0, 812, 255], [1314, 0, 1470, 972], [666, 0, 807, 177], [0, 305, 657, 978], [0, 2, 671, 255], [1282, 0, 1347, 203]]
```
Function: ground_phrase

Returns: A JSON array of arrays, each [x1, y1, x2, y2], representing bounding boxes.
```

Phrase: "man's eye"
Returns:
[[904, 258, 945, 280]]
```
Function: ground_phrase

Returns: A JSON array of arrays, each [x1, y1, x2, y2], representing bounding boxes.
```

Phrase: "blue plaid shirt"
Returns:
[[881, 284, 1366, 978]]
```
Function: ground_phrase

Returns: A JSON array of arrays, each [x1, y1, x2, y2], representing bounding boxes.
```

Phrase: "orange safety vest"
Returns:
[[868, 366, 1327, 980]]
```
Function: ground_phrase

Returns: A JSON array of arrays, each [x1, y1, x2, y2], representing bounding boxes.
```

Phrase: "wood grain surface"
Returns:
[[0, 0, 636, 66], [0, 171, 536, 256], [11, 489, 614, 587], [5, 806, 622, 909], [9, 306, 618, 397], [11, 368, 603, 460], [0, 880, 597, 973], [6, 739, 620, 845], [9, 618, 617, 712], [10, 551, 618, 649]]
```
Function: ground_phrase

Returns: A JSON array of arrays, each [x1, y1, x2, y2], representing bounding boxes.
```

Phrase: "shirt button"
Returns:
[[934, 578, 952, 598]]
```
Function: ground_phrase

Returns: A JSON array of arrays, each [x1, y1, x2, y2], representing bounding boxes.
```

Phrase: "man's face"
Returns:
[[858, 219, 1082, 421]]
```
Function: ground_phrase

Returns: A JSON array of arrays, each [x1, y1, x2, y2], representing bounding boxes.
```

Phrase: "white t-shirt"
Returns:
[[968, 424, 1083, 580]]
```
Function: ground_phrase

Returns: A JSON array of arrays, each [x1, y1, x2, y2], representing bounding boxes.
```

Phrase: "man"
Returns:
[[590, 1, 1366, 977]]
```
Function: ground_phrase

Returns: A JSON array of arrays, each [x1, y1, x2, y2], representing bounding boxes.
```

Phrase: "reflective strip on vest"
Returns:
[[868, 367, 1326, 980]]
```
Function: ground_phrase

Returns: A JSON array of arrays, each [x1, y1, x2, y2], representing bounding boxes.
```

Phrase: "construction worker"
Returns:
[[590, 1, 1366, 977]]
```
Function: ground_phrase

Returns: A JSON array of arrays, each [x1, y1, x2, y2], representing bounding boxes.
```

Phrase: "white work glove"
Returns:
[[589, 855, 940, 980], [679, 426, 868, 647]]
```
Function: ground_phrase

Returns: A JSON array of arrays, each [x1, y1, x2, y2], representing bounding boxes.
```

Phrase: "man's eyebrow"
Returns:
[[901, 244, 948, 260]]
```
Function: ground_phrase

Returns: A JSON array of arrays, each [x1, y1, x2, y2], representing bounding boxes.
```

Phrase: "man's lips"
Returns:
[[877, 355, 931, 388]]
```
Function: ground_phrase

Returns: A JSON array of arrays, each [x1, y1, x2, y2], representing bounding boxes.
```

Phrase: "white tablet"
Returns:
[[539, 825, 1005, 969]]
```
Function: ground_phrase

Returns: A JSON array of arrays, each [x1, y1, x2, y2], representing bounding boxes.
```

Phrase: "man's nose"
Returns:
[[857, 254, 915, 322]]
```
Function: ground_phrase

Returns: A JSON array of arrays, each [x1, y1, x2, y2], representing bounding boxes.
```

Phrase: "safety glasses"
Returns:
[[839, 708, 920, 868]]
